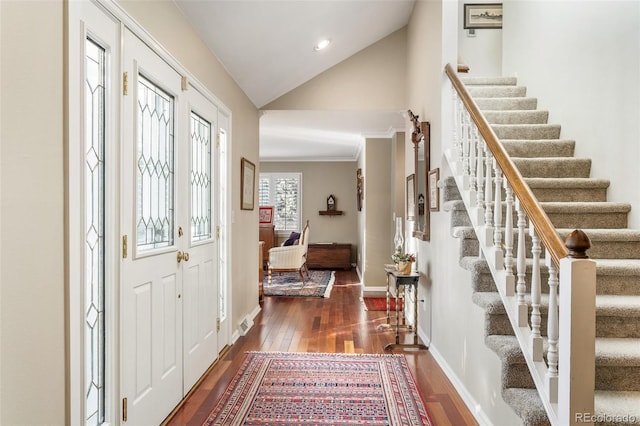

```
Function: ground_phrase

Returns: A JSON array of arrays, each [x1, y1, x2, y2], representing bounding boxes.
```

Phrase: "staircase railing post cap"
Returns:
[[565, 229, 591, 259]]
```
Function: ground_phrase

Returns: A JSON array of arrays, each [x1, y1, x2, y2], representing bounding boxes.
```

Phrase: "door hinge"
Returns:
[[216, 225, 220, 240], [123, 72, 128, 96], [216, 317, 221, 332], [122, 397, 128, 422], [122, 235, 128, 258], [216, 132, 220, 148], [181, 76, 189, 91]]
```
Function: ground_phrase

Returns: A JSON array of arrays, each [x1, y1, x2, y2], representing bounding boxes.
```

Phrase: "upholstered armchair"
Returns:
[[268, 221, 310, 285]]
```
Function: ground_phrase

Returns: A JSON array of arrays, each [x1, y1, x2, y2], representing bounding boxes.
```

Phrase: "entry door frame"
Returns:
[[66, 1, 234, 424]]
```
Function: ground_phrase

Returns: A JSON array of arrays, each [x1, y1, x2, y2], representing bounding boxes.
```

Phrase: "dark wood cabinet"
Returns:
[[307, 243, 352, 270], [259, 225, 275, 268]]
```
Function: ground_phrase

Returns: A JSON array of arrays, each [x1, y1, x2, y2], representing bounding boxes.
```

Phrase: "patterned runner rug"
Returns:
[[263, 270, 334, 298], [204, 352, 432, 425]]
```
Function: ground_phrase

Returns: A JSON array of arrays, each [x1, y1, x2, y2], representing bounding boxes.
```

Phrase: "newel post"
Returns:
[[558, 230, 596, 426]]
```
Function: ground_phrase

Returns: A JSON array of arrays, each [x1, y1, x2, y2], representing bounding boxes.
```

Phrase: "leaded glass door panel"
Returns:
[[120, 29, 183, 426]]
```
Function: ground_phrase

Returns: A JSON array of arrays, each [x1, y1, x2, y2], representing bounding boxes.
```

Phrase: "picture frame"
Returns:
[[240, 157, 255, 210], [259, 206, 274, 224], [356, 168, 364, 212], [429, 168, 440, 212], [406, 174, 415, 220], [464, 3, 503, 29]]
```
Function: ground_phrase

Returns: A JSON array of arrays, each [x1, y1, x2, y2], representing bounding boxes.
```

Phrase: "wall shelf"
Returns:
[[319, 210, 343, 216]]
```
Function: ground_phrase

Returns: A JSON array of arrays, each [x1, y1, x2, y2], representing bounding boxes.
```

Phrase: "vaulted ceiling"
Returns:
[[174, 0, 415, 160]]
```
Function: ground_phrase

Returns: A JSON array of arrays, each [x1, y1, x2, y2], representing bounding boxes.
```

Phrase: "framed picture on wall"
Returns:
[[464, 3, 503, 29], [259, 206, 274, 224], [241, 157, 255, 210]]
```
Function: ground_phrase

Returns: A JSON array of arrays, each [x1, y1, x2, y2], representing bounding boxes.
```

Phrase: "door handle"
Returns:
[[177, 251, 190, 263]]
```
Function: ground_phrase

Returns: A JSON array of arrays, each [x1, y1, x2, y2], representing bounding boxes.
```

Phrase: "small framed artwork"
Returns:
[[356, 168, 364, 212], [464, 3, 503, 29], [259, 206, 274, 224], [406, 174, 415, 220], [240, 157, 255, 210], [429, 168, 440, 212]]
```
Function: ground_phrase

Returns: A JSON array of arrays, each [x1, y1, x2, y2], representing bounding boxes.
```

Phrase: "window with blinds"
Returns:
[[259, 173, 302, 232]]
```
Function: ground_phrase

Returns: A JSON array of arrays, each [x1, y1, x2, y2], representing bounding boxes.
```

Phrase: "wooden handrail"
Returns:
[[445, 63, 569, 268]]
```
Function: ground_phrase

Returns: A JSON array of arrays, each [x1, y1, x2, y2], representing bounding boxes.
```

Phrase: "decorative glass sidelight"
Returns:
[[190, 112, 212, 242], [136, 75, 175, 250], [84, 37, 106, 426]]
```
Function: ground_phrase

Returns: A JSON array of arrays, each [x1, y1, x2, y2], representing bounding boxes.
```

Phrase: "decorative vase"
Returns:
[[394, 217, 404, 255], [397, 261, 412, 275]]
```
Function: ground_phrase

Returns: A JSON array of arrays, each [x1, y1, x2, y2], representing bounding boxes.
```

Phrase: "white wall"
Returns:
[[502, 0, 640, 228], [457, 0, 502, 77]]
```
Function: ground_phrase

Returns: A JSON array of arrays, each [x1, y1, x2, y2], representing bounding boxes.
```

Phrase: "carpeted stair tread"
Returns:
[[594, 258, 640, 275], [475, 97, 538, 111], [492, 123, 561, 140], [484, 110, 549, 124], [513, 157, 592, 178], [461, 76, 517, 86], [501, 140, 575, 158], [595, 391, 640, 425], [467, 86, 527, 97], [596, 338, 640, 366], [502, 388, 549, 426]]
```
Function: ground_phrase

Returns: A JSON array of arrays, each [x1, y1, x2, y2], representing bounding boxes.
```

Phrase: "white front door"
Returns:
[[182, 88, 219, 393], [121, 29, 184, 425]]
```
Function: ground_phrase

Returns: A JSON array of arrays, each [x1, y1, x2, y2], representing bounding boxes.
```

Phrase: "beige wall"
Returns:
[[362, 138, 393, 290], [1, 1, 66, 424], [259, 162, 358, 253], [264, 27, 407, 111], [117, 0, 261, 335]]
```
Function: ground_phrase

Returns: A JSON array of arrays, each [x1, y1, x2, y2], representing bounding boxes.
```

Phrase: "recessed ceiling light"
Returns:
[[314, 39, 331, 51]]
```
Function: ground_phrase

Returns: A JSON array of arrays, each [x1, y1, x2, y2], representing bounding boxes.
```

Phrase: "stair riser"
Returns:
[[547, 212, 629, 229], [597, 317, 640, 338], [484, 111, 549, 125], [462, 77, 517, 86], [468, 86, 527, 97], [493, 125, 561, 140], [596, 275, 640, 295], [531, 187, 607, 202], [513, 159, 592, 178], [475, 98, 538, 111], [595, 367, 640, 391], [502, 140, 575, 158]]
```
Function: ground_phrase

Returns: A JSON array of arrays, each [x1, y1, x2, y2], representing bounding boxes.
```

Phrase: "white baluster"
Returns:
[[483, 148, 493, 241], [516, 199, 528, 327], [546, 257, 559, 403], [492, 160, 504, 269], [529, 225, 543, 361], [456, 98, 464, 162], [469, 125, 477, 201], [461, 110, 470, 189], [476, 134, 485, 212], [503, 182, 515, 296]]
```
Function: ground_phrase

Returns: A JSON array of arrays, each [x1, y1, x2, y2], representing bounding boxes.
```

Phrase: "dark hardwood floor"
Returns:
[[164, 269, 478, 425]]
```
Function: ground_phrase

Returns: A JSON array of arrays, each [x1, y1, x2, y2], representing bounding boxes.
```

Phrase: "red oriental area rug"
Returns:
[[204, 351, 432, 425], [363, 297, 403, 311]]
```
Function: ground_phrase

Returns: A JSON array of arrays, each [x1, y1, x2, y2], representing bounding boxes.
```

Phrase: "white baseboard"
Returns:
[[231, 304, 262, 343], [418, 328, 493, 426]]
